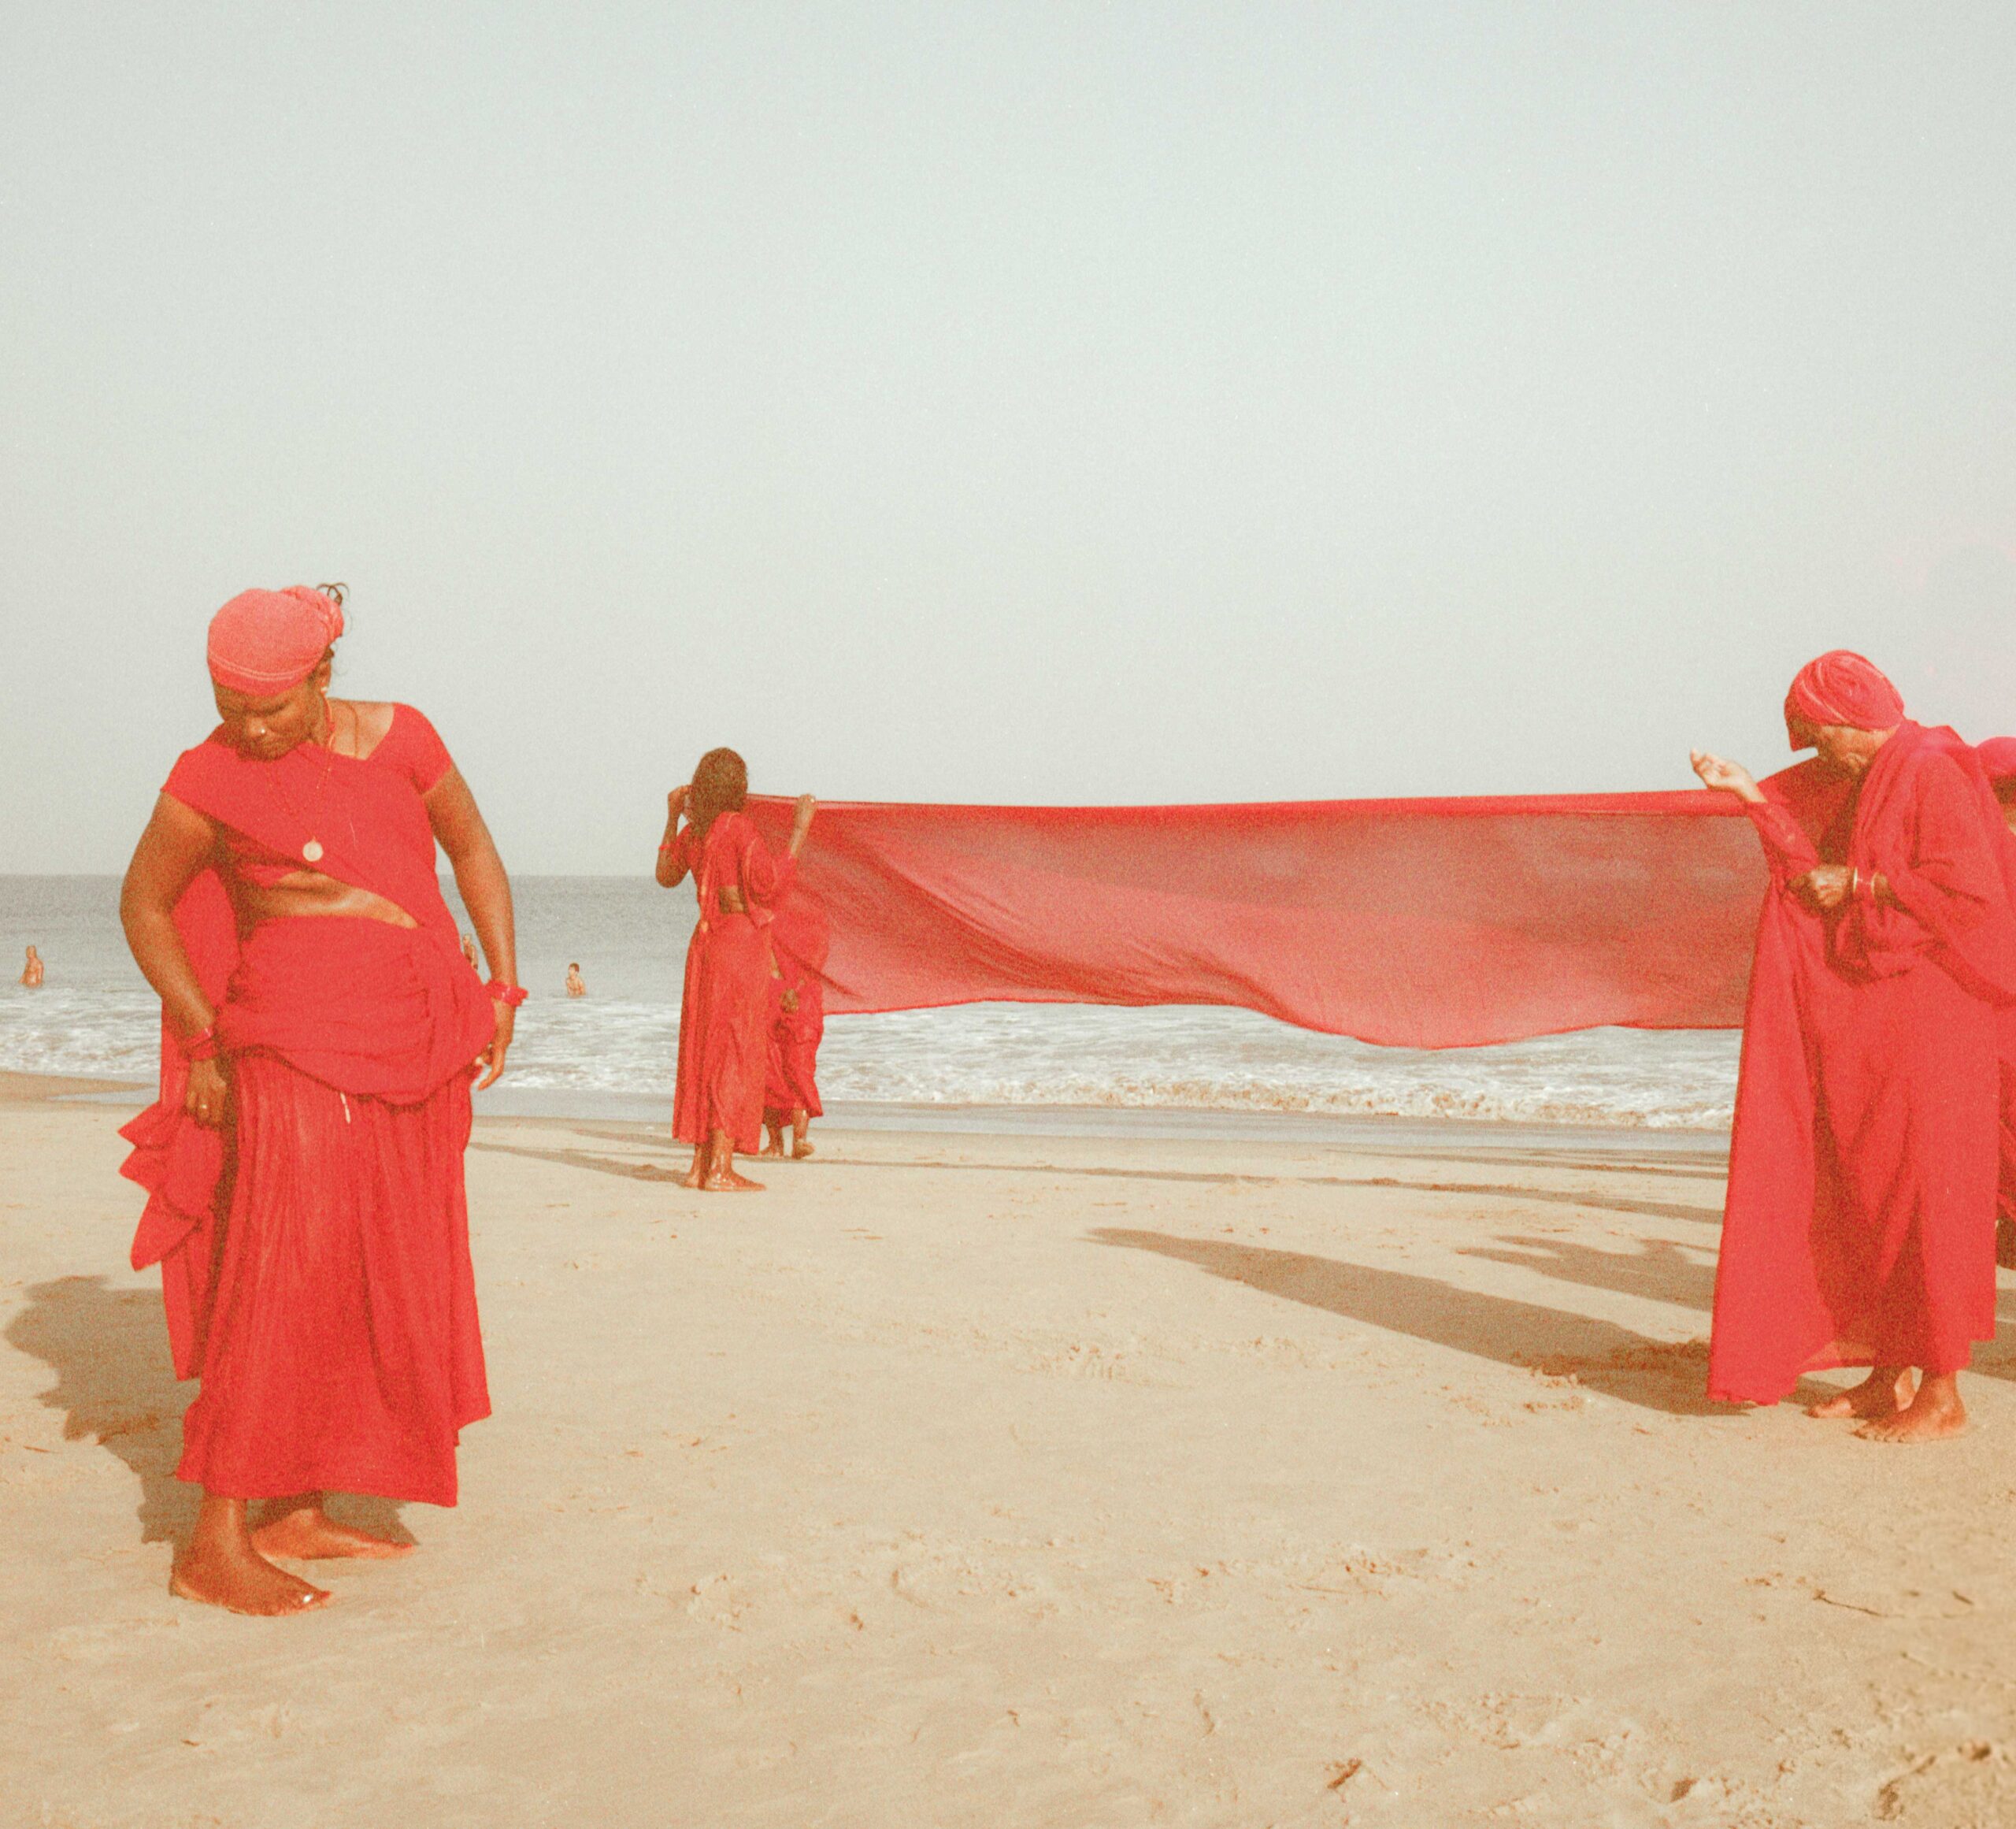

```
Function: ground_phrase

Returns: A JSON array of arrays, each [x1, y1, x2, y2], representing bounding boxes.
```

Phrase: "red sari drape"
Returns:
[[669, 811, 795, 1154], [119, 707, 496, 1504], [1707, 724, 2016, 1404], [764, 893, 828, 1122]]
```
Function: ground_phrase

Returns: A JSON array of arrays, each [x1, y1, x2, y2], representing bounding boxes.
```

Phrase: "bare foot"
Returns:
[[704, 1168, 765, 1191], [171, 1545, 330, 1616], [252, 1503, 413, 1561], [1807, 1367, 1914, 1420], [1858, 1374, 1967, 1443], [792, 1139, 815, 1159], [759, 1139, 785, 1159]]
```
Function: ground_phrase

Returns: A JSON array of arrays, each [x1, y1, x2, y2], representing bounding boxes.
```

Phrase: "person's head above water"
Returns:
[[1784, 651, 1905, 778], [688, 747, 749, 837], [206, 584, 348, 759]]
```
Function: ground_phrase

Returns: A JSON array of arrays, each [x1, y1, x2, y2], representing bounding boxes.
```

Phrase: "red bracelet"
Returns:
[[485, 980, 528, 1008], [182, 1024, 220, 1061]]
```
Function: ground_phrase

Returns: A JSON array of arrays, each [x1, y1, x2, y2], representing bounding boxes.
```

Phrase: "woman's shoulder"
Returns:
[[352, 702, 455, 790]]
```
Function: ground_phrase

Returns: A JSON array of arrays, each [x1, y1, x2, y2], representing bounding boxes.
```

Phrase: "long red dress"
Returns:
[[668, 811, 795, 1155], [1708, 722, 2016, 1404], [120, 707, 496, 1505], [764, 893, 828, 1124]]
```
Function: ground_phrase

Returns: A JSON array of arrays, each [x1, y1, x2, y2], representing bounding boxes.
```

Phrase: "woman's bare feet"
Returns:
[[760, 1129, 786, 1159], [172, 1493, 330, 1616], [1807, 1367, 1914, 1419], [252, 1497, 413, 1560], [791, 1138, 815, 1159], [705, 1167, 765, 1191], [1858, 1372, 1968, 1443]]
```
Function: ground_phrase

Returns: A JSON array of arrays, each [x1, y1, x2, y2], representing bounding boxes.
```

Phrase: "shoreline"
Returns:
[[9, 1066, 1730, 1157]]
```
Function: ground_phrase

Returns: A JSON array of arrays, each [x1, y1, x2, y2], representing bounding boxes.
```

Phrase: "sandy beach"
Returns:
[[4, 1079, 2014, 1827]]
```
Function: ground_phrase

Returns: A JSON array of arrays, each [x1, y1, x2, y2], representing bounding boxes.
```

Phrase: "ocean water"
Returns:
[[0, 875, 1739, 1130]]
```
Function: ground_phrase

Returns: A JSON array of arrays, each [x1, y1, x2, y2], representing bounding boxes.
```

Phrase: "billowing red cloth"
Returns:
[[1708, 723, 2016, 1404], [206, 586, 346, 693], [1783, 650, 1906, 742], [744, 791, 1769, 1046], [119, 705, 495, 1500], [668, 811, 796, 1152]]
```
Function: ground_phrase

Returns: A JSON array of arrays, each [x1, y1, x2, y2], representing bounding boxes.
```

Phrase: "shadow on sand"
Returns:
[[4, 1275, 410, 1549], [1088, 1227, 1752, 1416]]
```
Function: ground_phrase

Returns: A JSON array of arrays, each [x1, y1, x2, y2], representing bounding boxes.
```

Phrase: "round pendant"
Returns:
[[302, 839, 324, 863]]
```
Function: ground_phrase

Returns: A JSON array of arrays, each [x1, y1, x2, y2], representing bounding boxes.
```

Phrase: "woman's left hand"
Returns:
[[476, 1000, 514, 1088]]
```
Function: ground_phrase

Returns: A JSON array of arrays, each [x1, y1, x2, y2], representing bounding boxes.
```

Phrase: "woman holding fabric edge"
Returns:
[[120, 584, 521, 1615], [658, 749, 814, 1191], [1692, 650, 2016, 1441]]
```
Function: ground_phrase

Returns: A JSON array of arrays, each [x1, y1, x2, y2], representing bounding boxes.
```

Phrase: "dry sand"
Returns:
[[4, 1084, 2016, 1828]]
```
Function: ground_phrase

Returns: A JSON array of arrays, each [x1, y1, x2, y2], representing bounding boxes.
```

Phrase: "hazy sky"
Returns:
[[4, 3, 2013, 873]]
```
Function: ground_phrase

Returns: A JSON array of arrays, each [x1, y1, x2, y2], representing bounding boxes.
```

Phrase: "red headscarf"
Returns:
[[207, 586, 346, 694], [1782, 651, 1906, 745]]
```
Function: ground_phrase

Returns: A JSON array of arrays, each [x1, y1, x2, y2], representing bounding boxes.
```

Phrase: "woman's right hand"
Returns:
[[184, 1055, 230, 1130], [668, 785, 689, 818], [1690, 751, 1765, 804]]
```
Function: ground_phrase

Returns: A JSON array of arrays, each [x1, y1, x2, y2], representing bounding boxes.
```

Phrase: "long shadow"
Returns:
[[1088, 1227, 1749, 1416], [4, 1275, 412, 1548], [547, 1122, 1731, 1183], [1459, 1235, 1718, 1312], [470, 1139, 690, 1183], [469, 1138, 1729, 1231], [6, 1276, 197, 1545]]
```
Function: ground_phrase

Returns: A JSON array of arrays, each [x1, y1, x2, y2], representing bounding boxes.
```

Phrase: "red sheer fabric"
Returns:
[[744, 790, 1767, 1045], [667, 811, 796, 1152], [1708, 725, 2016, 1403], [119, 705, 495, 1501]]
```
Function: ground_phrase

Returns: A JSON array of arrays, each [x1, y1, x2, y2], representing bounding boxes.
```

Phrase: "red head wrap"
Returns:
[[206, 586, 346, 694], [1782, 650, 1905, 745]]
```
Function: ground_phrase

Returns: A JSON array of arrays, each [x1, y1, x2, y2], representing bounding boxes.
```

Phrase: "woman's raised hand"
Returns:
[[668, 785, 689, 818], [788, 794, 817, 858], [1690, 751, 1764, 804]]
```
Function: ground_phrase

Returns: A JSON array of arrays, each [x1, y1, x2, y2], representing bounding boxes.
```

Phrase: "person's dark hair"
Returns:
[[688, 747, 748, 837]]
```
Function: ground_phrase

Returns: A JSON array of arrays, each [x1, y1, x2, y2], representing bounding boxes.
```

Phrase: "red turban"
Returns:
[[206, 587, 345, 694], [1782, 651, 1906, 744]]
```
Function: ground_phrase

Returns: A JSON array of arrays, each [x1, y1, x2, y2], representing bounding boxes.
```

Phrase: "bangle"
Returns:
[[182, 1024, 220, 1062], [484, 979, 528, 1009], [658, 840, 678, 855]]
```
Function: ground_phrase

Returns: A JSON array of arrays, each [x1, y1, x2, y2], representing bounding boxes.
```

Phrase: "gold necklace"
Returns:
[[269, 699, 343, 864]]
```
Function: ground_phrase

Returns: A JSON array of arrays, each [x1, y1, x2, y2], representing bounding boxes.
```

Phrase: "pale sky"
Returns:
[[3, 3, 2012, 873]]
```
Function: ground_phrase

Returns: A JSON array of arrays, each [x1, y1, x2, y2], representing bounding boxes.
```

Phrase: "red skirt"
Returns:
[[673, 916, 771, 1153], [176, 1052, 490, 1505]]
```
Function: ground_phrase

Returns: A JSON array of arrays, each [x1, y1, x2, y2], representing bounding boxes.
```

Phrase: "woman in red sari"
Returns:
[[656, 748, 814, 1190], [120, 585, 521, 1614], [1692, 651, 2016, 1441], [762, 893, 829, 1160]]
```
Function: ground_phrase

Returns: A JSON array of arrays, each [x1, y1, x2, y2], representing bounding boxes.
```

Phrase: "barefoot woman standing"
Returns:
[[1693, 651, 2016, 1441], [120, 585, 521, 1613], [657, 749, 814, 1190]]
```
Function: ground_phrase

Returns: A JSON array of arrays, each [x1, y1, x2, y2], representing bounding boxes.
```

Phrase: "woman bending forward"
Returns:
[[120, 585, 521, 1615]]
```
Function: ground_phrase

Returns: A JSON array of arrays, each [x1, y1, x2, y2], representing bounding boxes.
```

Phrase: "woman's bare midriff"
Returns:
[[239, 872, 418, 929], [717, 887, 747, 915]]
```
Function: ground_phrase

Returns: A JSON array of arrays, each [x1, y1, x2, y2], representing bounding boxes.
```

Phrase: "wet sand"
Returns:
[[3, 1094, 2014, 1827]]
